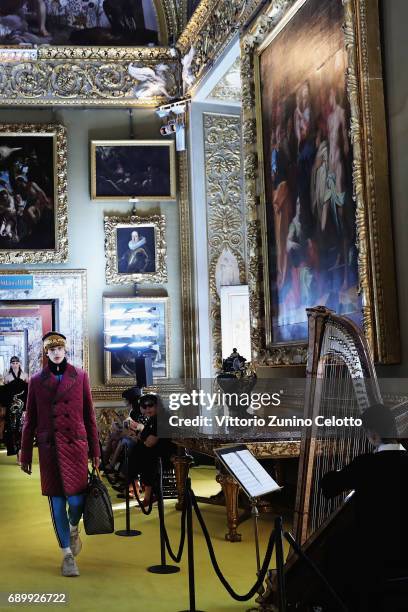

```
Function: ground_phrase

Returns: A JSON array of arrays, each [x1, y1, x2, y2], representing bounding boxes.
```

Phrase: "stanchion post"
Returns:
[[274, 517, 286, 612], [115, 442, 141, 537], [148, 458, 180, 574], [179, 478, 205, 612]]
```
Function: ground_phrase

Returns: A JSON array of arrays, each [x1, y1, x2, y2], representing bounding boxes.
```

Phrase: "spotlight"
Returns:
[[156, 99, 189, 152], [159, 120, 177, 136]]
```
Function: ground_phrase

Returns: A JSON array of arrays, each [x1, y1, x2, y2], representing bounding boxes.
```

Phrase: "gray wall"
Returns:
[[380, 0, 408, 376], [0, 108, 183, 386]]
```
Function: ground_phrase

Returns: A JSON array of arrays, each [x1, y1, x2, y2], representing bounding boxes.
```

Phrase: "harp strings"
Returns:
[[308, 323, 367, 536]]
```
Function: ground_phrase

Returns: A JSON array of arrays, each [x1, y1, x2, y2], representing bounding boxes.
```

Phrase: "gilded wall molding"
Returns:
[[178, 148, 199, 380], [208, 57, 241, 102], [203, 113, 246, 370]]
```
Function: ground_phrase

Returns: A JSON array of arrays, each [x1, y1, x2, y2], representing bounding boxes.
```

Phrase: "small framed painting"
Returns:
[[104, 214, 167, 285], [91, 140, 176, 200]]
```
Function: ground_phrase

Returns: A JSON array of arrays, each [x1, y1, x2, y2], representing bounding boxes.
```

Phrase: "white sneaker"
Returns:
[[69, 528, 82, 557], [61, 553, 79, 577]]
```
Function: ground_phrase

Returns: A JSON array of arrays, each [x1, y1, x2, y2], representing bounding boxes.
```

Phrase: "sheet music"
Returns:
[[220, 448, 281, 498]]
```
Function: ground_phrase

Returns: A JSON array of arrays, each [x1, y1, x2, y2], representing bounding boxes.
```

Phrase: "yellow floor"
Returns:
[[0, 450, 290, 612]]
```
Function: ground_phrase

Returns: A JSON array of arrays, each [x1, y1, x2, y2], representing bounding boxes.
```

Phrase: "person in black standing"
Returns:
[[2, 356, 28, 461], [321, 404, 408, 611]]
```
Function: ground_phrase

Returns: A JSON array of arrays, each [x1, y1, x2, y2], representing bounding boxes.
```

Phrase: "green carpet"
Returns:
[[0, 449, 290, 612]]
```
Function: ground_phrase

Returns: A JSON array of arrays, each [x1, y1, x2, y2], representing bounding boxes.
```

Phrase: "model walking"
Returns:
[[20, 332, 100, 577]]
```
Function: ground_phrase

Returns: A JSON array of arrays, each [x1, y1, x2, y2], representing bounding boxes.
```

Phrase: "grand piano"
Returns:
[[172, 376, 305, 542]]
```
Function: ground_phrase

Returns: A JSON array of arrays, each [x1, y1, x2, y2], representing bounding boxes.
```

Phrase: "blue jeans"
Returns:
[[48, 494, 85, 549]]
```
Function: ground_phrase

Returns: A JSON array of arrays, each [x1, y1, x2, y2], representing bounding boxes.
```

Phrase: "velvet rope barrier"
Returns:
[[150, 477, 187, 563], [190, 490, 276, 601]]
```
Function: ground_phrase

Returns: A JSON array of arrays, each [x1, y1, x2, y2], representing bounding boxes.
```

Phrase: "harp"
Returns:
[[265, 306, 408, 610], [293, 305, 381, 546]]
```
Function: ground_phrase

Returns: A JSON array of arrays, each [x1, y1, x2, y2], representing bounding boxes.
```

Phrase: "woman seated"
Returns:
[[103, 385, 148, 470], [126, 393, 176, 506]]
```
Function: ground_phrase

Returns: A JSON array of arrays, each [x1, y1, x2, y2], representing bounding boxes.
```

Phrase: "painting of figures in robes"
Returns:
[[0, 0, 164, 46], [0, 129, 57, 255], [258, 0, 361, 344]]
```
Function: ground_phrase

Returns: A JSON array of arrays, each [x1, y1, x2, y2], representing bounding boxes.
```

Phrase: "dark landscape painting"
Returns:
[[259, 0, 361, 344], [0, 0, 161, 46], [0, 135, 55, 251], [92, 141, 174, 200]]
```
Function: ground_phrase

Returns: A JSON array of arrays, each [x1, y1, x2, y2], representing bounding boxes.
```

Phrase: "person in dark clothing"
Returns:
[[321, 404, 408, 611], [103, 385, 148, 470], [127, 393, 176, 507], [2, 356, 28, 459]]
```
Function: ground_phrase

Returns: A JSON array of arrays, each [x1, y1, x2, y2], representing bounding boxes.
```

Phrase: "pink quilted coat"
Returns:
[[20, 364, 100, 496]]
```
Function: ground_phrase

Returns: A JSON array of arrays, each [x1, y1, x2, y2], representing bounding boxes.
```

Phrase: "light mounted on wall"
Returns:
[[156, 99, 190, 152]]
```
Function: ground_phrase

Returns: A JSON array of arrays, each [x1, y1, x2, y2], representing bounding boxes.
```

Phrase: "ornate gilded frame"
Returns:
[[241, 0, 399, 366], [0, 123, 68, 264], [104, 213, 167, 285], [91, 139, 176, 201], [103, 295, 170, 385]]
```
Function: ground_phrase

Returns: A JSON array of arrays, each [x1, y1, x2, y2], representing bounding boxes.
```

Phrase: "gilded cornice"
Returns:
[[0, 56, 180, 107], [177, 0, 264, 95]]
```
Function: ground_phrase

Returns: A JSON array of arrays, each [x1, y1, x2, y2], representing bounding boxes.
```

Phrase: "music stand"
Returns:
[[214, 444, 282, 598]]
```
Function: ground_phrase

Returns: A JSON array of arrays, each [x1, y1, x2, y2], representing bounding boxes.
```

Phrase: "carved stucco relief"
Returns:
[[203, 113, 246, 370]]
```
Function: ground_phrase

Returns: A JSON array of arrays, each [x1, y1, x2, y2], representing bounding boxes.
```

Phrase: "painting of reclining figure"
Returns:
[[0, 0, 164, 46]]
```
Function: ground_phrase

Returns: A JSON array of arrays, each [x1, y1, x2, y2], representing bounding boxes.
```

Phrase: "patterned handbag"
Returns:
[[83, 468, 114, 535]]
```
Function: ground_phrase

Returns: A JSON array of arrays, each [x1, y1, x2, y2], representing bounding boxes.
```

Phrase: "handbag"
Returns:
[[83, 467, 114, 535]]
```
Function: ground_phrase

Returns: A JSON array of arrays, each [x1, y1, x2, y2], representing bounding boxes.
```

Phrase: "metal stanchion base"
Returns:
[[178, 609, 206, 611], [115, 529, 142, 537], [147, 564, 180, 574]]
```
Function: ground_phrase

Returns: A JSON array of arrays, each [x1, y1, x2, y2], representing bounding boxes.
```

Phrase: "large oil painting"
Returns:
[[0, 0, 164, 46], [258, 0, 361, 344], [0, 133, 54, 250], [0, 124, 67, 264]]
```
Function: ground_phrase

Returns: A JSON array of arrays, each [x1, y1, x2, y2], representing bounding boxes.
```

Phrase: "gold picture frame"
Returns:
[[0, 123, 68, 264], [241, 0, 399, 365], [90, 140, 176, 201], [104, 213, 167, 285], [103, 295, 170, 385]]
